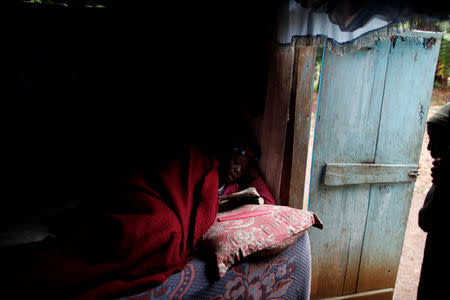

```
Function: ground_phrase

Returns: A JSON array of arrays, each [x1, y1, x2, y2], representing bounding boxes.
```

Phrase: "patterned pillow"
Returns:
[[200, 204, 322, 277]]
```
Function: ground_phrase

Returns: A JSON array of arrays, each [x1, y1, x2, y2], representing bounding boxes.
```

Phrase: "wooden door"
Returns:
[[307, 31, 441, 299]]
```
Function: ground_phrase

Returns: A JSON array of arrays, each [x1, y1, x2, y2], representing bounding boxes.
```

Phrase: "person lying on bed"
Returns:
[[2, 139, 274, 299], [217, 141, 275, 205], [2, 143, 222, 300]]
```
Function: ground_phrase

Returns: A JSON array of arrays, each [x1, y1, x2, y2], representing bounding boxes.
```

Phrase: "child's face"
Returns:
[[224, 153, 249, 184]]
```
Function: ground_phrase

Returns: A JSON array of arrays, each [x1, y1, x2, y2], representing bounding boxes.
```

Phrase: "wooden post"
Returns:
[[280, 45, 316, 208], [254, 43, 294, 204], [252, 43, 316, 207]]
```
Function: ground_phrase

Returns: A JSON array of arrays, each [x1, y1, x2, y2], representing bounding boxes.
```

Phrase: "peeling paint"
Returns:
[[309, 31, 441, 299], [419, 104, 425, 125], [423, 37, 437, 49], [390, 35, 397, 49]]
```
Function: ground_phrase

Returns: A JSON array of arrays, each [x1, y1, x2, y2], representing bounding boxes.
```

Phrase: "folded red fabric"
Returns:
[[3, 145, 219, 300], [221, 176, 276, 205]]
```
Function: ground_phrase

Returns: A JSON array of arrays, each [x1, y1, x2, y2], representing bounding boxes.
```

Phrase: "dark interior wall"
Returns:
[[1, 3, 276, 242], [8, 3, 275, 91]]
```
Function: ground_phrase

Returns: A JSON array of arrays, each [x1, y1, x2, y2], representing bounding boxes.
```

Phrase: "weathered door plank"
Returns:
[[356, 32, 441, 293], [280, 45, 317, 208], [255, 44, 294, 204], [319, 288, 394, 300], [309, 39, 391, 298], [323, 163, 419, 186]]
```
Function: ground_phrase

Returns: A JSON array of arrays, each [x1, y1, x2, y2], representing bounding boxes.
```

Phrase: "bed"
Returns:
[[1, 145, 319, 300], [118, 232, 311, 300]]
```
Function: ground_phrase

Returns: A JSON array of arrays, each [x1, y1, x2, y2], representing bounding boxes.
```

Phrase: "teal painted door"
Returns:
[[308, 31, 442, 299]]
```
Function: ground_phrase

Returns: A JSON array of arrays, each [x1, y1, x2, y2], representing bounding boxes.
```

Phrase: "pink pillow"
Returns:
[[200, 204, 323, 277]]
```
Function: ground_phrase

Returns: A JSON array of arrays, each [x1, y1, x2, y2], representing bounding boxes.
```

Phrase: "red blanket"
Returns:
[[221, 176, 276, 205], [3, 145, 219, 299]]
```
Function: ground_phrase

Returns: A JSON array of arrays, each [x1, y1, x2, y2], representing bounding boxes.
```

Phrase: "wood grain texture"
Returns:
[[309, 39, 391, 298], [256, 44, 294, 204], [280, 46, 317, 208], [317, 288, 394, 300], [308, 31, 441, 299], [323, 163, 419, 186], [356, 32, 441, 293]]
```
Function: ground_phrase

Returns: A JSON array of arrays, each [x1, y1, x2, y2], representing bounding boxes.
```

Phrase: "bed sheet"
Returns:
[[118, 232, 311, 300]]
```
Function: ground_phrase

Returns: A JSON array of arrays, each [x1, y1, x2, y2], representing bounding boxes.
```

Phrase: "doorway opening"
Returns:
[[302, 44, 324, 210]]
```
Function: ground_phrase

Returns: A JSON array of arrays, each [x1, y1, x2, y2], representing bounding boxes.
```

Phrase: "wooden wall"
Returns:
[[251, 43, 316, 207]]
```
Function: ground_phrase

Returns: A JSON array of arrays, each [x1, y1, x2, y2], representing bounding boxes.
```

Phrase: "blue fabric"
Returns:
[[117, 232, 312, 300], [276, 0, 390, 44], [296, 0, 448, 31], [276, 0, 449, 45]]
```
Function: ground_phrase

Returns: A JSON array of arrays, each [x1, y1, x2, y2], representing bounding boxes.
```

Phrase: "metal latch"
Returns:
[[408, 170, 420, 178]]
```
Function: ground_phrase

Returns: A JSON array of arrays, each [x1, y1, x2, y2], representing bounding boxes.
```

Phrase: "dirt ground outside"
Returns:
[[393, 88, 449, 300]]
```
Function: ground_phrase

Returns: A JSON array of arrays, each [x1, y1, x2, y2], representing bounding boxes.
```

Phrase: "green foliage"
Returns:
[[436, 27, 450, 88], [401, 19, 450, 88], [313, 46, 323, 92]]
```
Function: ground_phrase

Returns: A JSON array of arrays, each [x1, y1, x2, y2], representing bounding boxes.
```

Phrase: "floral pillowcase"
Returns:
[[200, 204, 323, 277]]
